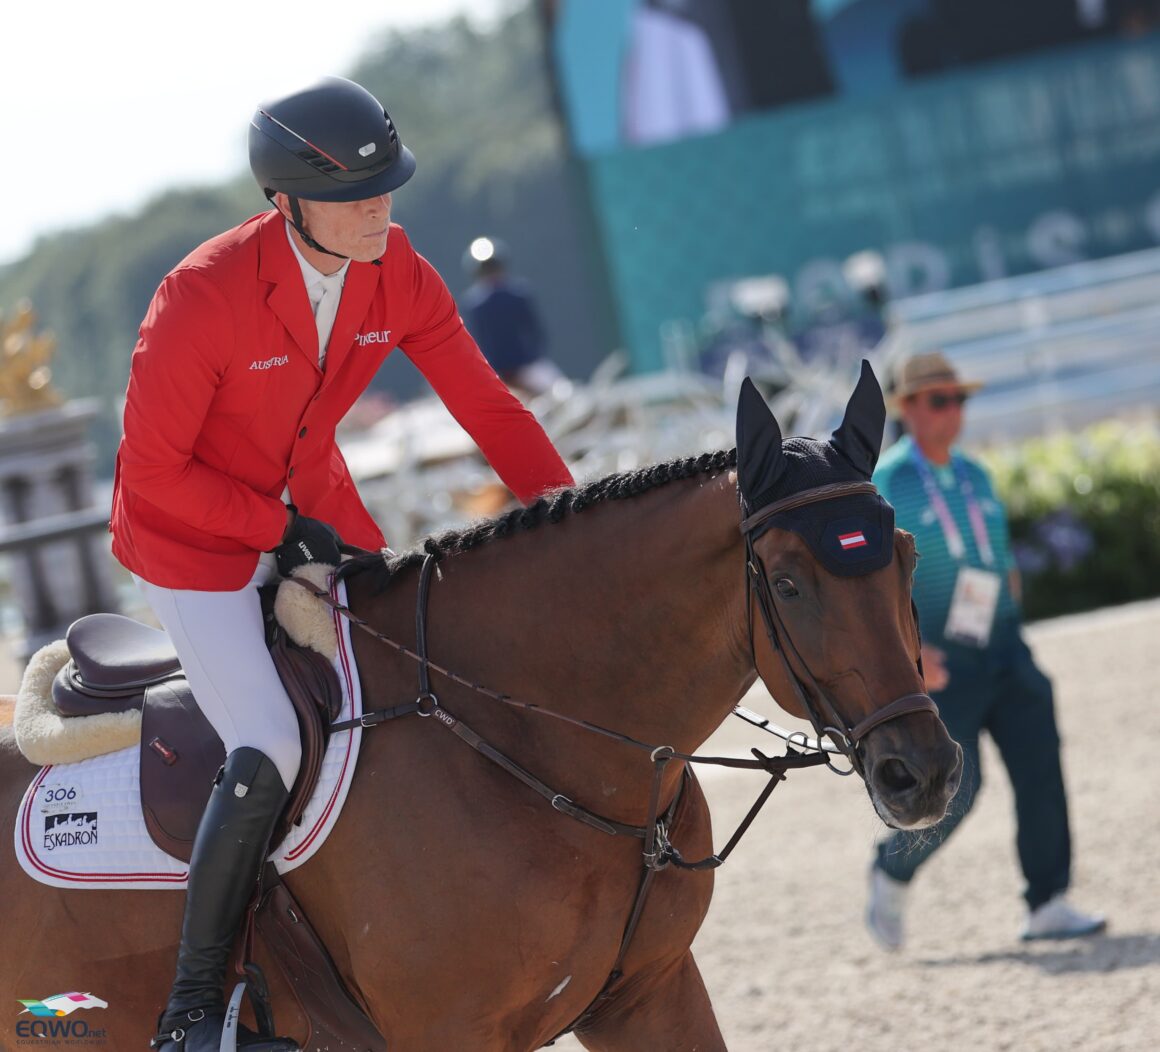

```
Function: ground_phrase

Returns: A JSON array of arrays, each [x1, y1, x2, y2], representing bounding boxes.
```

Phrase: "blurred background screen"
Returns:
[[543, 0, 1160, 370]]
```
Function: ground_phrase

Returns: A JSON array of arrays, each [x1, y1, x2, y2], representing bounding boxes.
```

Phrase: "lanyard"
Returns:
[[910, 444, 995, 567]]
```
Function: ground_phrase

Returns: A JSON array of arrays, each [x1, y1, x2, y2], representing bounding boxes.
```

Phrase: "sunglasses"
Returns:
[[925, 392, 969, 410]]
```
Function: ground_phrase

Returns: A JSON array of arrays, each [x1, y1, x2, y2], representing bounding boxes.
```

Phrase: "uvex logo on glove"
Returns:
[[274, 508, 343, 576]]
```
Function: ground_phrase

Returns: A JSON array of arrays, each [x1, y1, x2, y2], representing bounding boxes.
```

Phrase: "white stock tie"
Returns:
[[310, 273, 344, 369]]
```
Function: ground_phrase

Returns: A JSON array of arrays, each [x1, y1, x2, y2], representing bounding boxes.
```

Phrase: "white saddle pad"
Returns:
[[14, 579, 365, 890]]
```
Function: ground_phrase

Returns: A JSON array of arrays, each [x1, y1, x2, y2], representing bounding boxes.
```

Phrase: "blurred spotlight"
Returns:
[[728, 274, 790, 322], [469, 236, 498, 264], [842, 249, 889, 308]]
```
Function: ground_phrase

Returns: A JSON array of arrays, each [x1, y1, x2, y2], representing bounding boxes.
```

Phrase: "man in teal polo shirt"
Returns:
[[865, 351, 1105, 949]]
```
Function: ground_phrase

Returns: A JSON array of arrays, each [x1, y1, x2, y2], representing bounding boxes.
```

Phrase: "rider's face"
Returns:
[[276, 192, 392, 270]]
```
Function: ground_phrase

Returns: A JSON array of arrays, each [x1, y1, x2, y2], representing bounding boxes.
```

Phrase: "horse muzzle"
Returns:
[[863, 722, 963, 830]]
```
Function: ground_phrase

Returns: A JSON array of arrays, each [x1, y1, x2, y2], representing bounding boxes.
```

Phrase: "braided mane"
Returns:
[[340, 449, 737, 591]]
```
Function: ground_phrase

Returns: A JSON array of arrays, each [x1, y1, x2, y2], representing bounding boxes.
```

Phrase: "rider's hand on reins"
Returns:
[[273, 505, 343, 576]]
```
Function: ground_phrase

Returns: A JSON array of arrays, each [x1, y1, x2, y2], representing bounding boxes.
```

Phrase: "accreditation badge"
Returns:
[[944, 567, 1001, 648]]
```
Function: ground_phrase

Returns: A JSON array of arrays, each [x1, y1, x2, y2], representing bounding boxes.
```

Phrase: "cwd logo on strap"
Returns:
[[16, 992, 108, 1044]]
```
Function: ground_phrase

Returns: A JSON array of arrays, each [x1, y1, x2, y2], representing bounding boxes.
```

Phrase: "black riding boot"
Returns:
[[151, 747, 299, 1052]]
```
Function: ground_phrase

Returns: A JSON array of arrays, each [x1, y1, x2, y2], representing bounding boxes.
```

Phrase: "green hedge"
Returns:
[[981, 421, 1160, 621]]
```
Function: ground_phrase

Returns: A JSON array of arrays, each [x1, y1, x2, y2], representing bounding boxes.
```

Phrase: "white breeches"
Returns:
[[135, 563, 302, 792]]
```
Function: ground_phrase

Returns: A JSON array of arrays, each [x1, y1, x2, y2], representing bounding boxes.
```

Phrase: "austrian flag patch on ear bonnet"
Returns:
[[765, 493, 895, 577]]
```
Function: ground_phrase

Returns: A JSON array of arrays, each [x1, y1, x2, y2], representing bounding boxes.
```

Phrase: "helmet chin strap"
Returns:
[[273, 193, 384, 267], [280, 194, 348, 261]]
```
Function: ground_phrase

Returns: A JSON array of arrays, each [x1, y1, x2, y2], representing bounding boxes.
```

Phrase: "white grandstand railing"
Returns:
[[885, 245, 1160, 337], [879, 248, 1160, 445]]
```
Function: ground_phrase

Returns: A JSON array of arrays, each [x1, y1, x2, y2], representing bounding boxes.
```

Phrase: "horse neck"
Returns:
[[428, 470, 754, 760], [579, 471, 754, 752]]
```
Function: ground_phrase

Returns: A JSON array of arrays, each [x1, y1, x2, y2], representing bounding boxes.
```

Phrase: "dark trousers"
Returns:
[[875, 635, 1072, 909]]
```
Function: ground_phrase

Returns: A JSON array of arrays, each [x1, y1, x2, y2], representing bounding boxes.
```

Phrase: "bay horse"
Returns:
[[0, 364, 960, 1051]]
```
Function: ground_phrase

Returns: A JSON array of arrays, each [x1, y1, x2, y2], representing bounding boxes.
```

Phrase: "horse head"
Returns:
[[737, 361, 962, 829]]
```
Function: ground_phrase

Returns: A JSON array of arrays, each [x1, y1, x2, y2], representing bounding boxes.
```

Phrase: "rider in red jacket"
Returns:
[[112, 143, 570, 591], [115, 77, 573, 1052]]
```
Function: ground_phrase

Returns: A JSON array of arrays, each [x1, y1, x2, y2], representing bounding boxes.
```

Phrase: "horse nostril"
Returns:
[[876, 757, 918, 794]]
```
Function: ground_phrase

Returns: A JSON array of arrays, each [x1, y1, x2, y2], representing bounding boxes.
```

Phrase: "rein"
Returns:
[[294, 559, 826, 864]]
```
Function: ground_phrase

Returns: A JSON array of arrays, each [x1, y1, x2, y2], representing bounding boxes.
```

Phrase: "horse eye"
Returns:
[[775, 578, 799, 599]]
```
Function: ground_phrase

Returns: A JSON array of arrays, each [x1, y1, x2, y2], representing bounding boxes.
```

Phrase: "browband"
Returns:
[[740, 481, 878, 536]]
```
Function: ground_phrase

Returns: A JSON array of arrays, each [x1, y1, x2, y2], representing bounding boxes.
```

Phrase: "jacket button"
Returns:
[[299, 427, 307, 438], [288, 467, 295, 479]]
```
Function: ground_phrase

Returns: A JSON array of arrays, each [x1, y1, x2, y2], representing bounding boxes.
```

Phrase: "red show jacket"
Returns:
[[111, 211, 574, 590]]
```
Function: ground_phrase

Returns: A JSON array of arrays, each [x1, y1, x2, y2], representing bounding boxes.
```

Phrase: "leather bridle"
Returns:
[[740, 480, 938, 777]]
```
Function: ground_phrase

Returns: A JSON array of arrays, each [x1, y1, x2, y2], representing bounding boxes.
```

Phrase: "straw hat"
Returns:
[[889, 351, 983, 413]]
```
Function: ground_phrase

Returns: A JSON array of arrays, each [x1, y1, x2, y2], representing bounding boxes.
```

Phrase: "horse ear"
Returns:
[[736, 377, 786, 506], [831, 359, 886, 479]]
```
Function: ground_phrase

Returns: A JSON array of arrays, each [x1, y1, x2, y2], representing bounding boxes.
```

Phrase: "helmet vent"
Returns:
[[296, 149, 343, 173]]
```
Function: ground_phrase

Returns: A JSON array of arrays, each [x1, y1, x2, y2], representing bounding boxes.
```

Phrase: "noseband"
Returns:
[[740, 481, 938, 775]]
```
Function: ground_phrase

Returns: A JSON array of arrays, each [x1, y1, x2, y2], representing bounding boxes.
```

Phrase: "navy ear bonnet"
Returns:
[[736, 360, 895, 578]]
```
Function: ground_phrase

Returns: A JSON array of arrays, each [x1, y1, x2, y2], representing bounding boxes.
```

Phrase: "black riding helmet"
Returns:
[[250, 76, 415, 201], [249, 76, 416, 257]]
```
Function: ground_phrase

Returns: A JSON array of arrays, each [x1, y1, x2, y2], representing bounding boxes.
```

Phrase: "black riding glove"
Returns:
[[273, 506, 342, 576]]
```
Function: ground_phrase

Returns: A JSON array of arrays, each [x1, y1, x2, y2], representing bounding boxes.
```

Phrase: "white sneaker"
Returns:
[[866, 866, 908, 951], [1022, 893, 1107, 941]]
